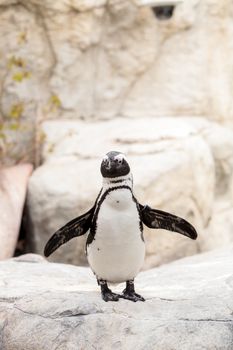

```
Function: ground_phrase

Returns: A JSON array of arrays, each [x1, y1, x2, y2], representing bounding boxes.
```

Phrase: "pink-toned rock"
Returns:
[[0, 164, 33, 260]]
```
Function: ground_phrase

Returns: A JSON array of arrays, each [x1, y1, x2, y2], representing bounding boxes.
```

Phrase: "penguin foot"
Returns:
[[101, 290, 120, 302], [98, 279, 120, 302], [120, 280, 145, 302], [120, 290, 145, 302]]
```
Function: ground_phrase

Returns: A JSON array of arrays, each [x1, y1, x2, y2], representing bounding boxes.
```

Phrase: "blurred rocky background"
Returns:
[[1, 0, 233, 269]]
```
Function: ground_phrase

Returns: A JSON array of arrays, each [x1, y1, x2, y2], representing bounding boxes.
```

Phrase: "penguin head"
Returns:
[[100, 151, 130, 178]]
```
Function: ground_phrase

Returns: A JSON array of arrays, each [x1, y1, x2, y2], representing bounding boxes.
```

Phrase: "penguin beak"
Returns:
[[103, 157, 111, 170], [106, 158, 117, 171], [102, 157, 119, 175]]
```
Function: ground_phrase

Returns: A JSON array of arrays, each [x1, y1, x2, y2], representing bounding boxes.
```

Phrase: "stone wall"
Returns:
[[1, 0, 233, 164]]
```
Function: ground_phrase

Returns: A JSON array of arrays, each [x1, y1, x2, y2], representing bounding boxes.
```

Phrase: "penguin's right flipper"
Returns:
[[44, 207, 95, 257]]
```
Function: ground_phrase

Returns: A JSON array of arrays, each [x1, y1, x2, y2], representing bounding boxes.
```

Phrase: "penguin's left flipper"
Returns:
[[44, 206, 95, 257], [139, 204, 197, 240]]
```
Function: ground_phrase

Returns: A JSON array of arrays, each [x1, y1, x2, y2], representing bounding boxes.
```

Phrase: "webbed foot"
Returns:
[[120, 280, 145, 302], [102, 290, 120, 302], [121, 290, 145, 302], [98, 279, 120, 302]]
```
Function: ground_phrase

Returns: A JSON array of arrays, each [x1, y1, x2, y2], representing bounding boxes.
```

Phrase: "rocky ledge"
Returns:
[[0, 247, 233, 350]]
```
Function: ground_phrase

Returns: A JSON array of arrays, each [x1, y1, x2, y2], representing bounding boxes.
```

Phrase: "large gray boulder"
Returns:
[[27, 117, 215, 268], [202, 199, 233, 251], [0, 247, 233, 349]]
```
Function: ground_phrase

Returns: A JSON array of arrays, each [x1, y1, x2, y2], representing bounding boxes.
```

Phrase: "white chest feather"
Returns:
[[87, 188, 145, 283]]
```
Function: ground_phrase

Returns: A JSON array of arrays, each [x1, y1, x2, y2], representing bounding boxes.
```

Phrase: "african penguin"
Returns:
[[44, 151, 197, 302]]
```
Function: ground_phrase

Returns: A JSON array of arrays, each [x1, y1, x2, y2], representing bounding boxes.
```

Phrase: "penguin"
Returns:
[[44, 151, 197, 302]]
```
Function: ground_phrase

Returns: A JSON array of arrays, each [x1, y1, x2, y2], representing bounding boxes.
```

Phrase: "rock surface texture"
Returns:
[[0, 164, 33, 260], [0, 248, 233, 349], [1, 0, 233, 164]]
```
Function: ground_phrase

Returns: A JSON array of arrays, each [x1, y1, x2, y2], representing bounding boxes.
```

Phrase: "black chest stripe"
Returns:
[[109, 177, 131, 184], [86, 185, 142, 247]]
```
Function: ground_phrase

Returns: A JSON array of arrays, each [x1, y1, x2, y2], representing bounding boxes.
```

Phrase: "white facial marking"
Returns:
[[102, 155, 111, 169], [114, 153, 126, 163], [102, 155, 108, 162]]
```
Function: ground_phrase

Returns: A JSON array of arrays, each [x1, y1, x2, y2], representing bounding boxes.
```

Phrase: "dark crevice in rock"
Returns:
[[59, 313, 88, 317], [13, 305, 104, 320], [57, 309, 104, 318], [152, 6, 175, 20], [178, 318, 233, 323], [157, 297, 186, 302], [14, 306, 53, 319], [0, 297, 19, 303], [13, 204, 27, 257]]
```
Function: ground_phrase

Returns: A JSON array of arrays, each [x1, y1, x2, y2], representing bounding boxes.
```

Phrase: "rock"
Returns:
[[1, 0, 233, 165], [0, 4, 54, 165], [41, 115, 233, 205], [41, 116, 197, 163], [27, 117, 215, 268], [0, 247, 233, 349], [182, 117, 233, 195], [13, 253, 47, 263], [200, 199, 233, 252], [0, 164, 33, 260]]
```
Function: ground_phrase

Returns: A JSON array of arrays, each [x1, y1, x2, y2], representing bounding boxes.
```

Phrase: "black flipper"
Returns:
[[44, 206, 95, 257], [139, 204, 197, 240]]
